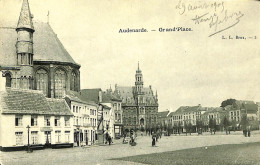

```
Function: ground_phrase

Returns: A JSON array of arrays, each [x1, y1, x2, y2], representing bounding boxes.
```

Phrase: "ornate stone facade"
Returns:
[[114, 63, 159, 130]]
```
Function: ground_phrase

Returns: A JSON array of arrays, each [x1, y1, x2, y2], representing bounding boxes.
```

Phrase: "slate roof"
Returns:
[[0, 21, 79, 67], [65, 90, 97, 106], [175, 106, 200, 114], [168, 112, 175, 117], [100, 104, 111, 110], [17, 0, 34, 31], [101, 92, 122, 103], [116, 86, 135, 103], [243, 104, 258, 114], [115, 86, 157, 106], [79, 89, 102, 104], [158, 111, 170, 118], [168, 105, 210, 116], [203, 107, 225, 115], [0, 88, 72, 116], [46, 98, 73, 116]]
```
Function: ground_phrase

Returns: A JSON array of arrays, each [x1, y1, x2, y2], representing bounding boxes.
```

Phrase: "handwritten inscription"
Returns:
[[176, 0, 244, 37], [176, 1, 225, 15]]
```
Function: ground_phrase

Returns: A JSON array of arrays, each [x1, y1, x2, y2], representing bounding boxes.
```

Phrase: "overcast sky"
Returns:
[[0, 0, 259, 111]]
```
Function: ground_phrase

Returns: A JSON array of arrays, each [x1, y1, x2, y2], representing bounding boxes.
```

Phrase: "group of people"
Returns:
[[243, 129, 251, 137], [121, 130, 162, 147]]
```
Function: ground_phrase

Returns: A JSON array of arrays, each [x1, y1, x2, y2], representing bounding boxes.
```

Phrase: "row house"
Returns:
[[201, 107, 226, 131], [157, 110, 170, 129], [102, 90, 123, 138], [100, 104, 114, 138], [167, 105, 209, 133], [0, 89, 74, 151], [77, 88, 121, 143], [225, 105, 241, 122], [225, 100, 259, 130], [65, 93, 98, 146]]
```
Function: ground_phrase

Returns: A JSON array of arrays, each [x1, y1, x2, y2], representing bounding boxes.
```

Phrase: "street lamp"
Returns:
[[26, 125, 32, 153]]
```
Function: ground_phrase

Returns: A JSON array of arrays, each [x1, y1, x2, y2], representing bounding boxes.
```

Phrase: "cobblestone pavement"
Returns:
[[0, 132, 259, 165]]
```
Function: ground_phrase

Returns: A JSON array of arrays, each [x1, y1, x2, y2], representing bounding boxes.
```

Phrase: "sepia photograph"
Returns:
[[0, 0, 259, 164]]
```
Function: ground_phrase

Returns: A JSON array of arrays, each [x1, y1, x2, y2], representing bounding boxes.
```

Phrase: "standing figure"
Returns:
[[152, 133, 156, 146], [105, 132, 109, 144], [108, 135, 112, 145]]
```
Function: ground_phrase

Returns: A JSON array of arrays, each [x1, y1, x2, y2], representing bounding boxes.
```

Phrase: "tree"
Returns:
[[231, 120, 237, 131], [188, 123, 193, 135], [209, 118, 214, 135], [213, 119, 217, 134], [196, 119, 204, 135], [222, 116, 231, 135], [240, 115, 249, 137], [240, 115, 249, 130], [163, 123, 167, 131], [172, 123, 177, 135], [220, 98, 236, 107], [184, 121, 192, 135], [184, 121, 188, 136]]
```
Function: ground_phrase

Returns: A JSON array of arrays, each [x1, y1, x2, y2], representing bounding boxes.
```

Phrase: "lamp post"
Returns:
[[26, 125, 32, 153]]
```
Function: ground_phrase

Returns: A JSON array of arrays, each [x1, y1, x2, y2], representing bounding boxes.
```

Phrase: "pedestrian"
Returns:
[[108, 135, 111, 145], [248, 130, 251, 137], [152, 133, 156, 147], [105, 132, 109, 144]]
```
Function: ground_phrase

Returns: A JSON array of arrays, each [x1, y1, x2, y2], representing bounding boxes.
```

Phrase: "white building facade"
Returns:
[[0, 89, 74, 151], [65, 96, 98, 146]]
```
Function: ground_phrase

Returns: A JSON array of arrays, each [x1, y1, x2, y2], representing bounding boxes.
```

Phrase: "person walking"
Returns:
[[108, 135, 112, 145], [105, 132, 109, 144], [152, 133, 156, 147]]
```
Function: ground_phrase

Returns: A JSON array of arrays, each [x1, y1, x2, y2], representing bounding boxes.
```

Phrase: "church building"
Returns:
[[0, 0, 80, 97], [0, 0, 94, 151], [114, 63, 159, 130]]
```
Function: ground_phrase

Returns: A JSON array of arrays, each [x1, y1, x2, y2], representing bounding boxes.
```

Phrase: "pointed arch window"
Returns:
[[55, 69, 66, 98], [20, 77, 28, 89], [71, 71, 77, 91], [36, 68, 48, 96], [5, 73, 11, 87]]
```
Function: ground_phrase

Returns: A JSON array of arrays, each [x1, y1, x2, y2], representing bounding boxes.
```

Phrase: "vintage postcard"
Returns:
[[0, 0, 259, 164]]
